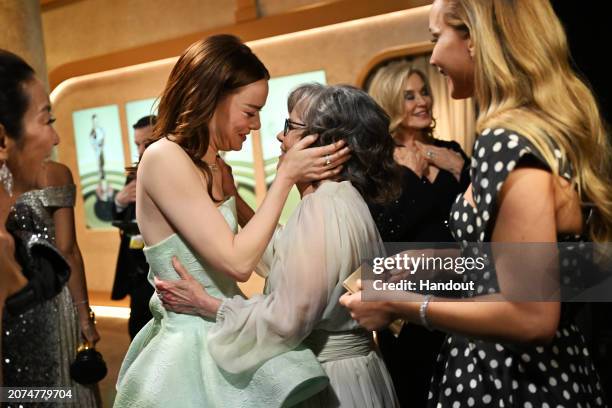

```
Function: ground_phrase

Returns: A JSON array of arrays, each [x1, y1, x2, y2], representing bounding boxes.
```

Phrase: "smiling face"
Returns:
[[429, 0, 475, 99], [4, 78, 59, 192], [209, 79, 268, 152], [400, 72, 433, 131]]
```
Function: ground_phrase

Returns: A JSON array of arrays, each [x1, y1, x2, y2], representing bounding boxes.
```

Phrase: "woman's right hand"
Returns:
[[155, 257, 222, 318], [394, 145, 428, 177], [415, 141, 465, 180], [277, 134, 351, 184], [80, 318, 101, 345]]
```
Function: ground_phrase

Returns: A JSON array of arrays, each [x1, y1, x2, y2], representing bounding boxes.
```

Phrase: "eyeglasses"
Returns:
[[283, 118, 306, 136]]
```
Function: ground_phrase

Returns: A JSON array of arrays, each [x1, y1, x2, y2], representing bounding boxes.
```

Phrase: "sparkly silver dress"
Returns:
[[3, 185, 100, 407]]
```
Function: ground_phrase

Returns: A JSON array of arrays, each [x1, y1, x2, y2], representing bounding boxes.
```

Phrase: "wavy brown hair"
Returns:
[[152, 34, 269, 201]]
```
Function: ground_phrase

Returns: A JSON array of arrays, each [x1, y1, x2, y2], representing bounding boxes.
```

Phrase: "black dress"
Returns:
[[368, 139, 470, 408], [428, 128, 607, 407], [3, 189, 70, 406]]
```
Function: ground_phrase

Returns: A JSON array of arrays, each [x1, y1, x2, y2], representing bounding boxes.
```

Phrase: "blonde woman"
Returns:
[[367, 62, 470, 407], [341, 0, 611, 406], [369, 62, 469, 191]]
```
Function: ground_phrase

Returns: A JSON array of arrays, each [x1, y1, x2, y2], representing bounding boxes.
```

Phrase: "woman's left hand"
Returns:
[[279, 135, 351, 184], [415, 141, 465, 180], [155, 257, 221, 318], [339, 280, 396, 331], [80, 319, 100, 345]]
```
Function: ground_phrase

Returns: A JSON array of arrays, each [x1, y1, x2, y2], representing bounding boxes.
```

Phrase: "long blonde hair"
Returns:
[[368, 61, 436, 142], [442, 0, 612, 242]]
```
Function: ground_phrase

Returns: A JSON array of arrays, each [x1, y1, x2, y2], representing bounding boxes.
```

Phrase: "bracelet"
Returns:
[[88, 307, 97, 325], [73, 300, 89, 307], [419, 295, 433, 331]]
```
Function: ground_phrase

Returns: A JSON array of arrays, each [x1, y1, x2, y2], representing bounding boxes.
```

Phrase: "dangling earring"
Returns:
[[0, 161, 13, 197]]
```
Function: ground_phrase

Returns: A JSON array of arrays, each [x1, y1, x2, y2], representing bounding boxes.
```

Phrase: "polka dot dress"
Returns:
[[427, 128, 607, 407]]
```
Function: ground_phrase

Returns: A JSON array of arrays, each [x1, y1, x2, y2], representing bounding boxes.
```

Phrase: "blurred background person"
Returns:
[[111, 115, 157, 339], [366, 61, 470, 407]]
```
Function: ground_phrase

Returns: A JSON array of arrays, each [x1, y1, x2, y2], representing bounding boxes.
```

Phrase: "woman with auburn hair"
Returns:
[[341, 0, 611, 406], [156, 84, 401, 407], [114, 35, 348, 407], [367, 60, 470, 408]]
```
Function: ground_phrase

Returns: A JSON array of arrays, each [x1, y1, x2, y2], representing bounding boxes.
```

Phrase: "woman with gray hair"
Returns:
[[155, 84, 401, 407]]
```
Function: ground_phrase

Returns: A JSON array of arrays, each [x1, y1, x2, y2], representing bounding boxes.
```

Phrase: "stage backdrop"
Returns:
[[72, 104, 126, 229], [50, 6, 436, 295]]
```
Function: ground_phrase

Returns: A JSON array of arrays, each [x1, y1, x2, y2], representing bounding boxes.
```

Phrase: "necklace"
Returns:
[[204, 154, 221, 171]]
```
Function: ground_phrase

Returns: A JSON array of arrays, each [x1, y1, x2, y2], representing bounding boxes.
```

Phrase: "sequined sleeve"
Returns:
[[39, 184, 77, 208]]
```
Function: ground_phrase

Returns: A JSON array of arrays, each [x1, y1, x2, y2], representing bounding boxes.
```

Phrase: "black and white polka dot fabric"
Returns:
[[427, 128, 607, 407]]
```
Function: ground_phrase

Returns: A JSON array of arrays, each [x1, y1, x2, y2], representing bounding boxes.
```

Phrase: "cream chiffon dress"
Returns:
[[209, 181, 399, 407]]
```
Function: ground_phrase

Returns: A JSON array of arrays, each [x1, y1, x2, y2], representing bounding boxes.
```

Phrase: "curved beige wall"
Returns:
[[51, 6, 433, 295], [250, 8, 430, 83], [42, 0, 236, 75], [0, 0, 48, 87], [51, 58, 172, 295], [41, 0, 352, 76]]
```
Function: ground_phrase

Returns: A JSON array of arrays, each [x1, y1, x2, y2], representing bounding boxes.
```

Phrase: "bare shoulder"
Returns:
[[138, 137, 202, 186], [493, 167, 556, 241], [42, 161, 74, 187], [500, 167, 553, 203], [139, 137, 187, 166]]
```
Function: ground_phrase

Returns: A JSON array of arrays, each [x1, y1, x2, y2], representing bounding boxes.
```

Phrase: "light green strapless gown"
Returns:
[[114, 197, 328, 407]]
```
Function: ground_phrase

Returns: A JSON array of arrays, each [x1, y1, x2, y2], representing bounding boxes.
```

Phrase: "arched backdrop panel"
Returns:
[[51, 6, 471, 296]]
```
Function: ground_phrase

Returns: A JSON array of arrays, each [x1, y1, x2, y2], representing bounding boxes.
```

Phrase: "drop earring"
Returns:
[[0, 161, 13, 197]]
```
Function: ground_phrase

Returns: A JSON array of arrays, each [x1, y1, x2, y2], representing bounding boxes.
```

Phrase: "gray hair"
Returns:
[[301, 84, 401, 204], [287, 83, 325, 114]]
